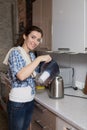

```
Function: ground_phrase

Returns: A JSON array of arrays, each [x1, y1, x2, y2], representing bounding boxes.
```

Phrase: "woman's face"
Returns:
[[23, 31, 42, 51]]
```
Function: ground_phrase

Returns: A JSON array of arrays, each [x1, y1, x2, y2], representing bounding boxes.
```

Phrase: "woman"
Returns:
[[3, 26, 52, 130]]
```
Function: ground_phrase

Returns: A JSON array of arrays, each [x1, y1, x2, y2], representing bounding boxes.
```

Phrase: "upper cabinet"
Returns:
[[32, 0, 52, 51], [52, 0, 87, 53], [32, 0, 87, 53]]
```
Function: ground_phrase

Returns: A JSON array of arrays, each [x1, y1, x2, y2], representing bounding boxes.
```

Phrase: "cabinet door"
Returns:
[[52, 0, 87, 53], [32, 108, 50, 130], [32, 0, 52, 51], [31, 102, 56, 130], [56, 117, 78, 130]]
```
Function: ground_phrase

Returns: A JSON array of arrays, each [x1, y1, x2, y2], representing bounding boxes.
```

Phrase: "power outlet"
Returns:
[[75, 81, 84, 89]]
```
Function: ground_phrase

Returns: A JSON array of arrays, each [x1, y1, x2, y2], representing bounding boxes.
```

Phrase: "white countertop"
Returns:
[[35, 88, 87, 130]]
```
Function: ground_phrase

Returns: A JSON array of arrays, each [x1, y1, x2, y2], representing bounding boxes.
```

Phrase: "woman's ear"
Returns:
[[23, 34, 26, 40]]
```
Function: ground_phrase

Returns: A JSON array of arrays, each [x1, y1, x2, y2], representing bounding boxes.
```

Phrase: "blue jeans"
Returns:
[[7, 100, 34, 130]]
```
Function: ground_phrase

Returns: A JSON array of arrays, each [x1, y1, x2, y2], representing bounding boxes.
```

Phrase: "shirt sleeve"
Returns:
[[8, 50, 26, 79]]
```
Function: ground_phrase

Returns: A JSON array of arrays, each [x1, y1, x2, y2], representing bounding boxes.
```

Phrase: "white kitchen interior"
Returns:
[[0, 0, 87, 130]]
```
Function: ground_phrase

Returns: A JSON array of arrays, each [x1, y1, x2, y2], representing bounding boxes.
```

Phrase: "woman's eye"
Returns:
[[37, 39, 41, 43], [31, 36, 36, 39]]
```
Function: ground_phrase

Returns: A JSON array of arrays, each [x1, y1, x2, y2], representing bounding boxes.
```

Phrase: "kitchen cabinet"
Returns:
[[52, 0, 87, 53], [31, 101, 56, 130], [32, 0, 52, 51], [56, 117, 79, 130], [32, 0, 87, 53]]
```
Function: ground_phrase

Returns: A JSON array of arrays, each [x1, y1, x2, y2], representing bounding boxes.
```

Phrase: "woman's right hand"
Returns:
[[38, 55, 52, 63]]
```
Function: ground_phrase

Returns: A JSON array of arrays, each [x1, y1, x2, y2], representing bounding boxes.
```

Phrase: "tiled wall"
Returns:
[[53, 53, 87, 87]]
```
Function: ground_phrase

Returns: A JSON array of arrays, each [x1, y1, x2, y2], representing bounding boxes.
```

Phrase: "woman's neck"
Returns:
[[22, 44, 30, 54]]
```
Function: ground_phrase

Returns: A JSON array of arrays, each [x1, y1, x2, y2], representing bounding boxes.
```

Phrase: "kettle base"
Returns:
[[49, 95, 64, 99]]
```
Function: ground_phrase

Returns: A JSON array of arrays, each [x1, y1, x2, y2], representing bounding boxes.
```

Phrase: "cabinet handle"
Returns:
[[58, 48, 70, 51], [35, 120, 47, 129], [35, 102, 47, 112], [85, 48, 87, 51]]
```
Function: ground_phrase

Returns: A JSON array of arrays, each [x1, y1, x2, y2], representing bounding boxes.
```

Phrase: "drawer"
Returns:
[[32, 102, 56, 130]]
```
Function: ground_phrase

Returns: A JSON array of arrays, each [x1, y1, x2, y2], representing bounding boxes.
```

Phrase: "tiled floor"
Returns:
[[0, 105, 8, 130]]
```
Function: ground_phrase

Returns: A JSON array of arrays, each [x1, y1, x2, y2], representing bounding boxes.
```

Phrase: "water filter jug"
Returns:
[[35, 60, 60, 86]]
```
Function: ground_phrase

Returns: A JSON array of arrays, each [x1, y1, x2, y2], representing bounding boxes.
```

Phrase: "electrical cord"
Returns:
[[64, 94, 87, 99], [64, 87, 87, 99], [64, 86, 78, 90]]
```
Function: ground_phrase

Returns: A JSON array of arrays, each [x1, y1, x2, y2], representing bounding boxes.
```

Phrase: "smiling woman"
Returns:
[[23, 30, 42, 50], [3, 25, 52, 130], [15, 25, 43, 47]]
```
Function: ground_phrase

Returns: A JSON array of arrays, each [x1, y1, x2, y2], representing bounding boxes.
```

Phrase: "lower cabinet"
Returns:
[[31, 101, 79, 130], [31, 101, 56, 130]]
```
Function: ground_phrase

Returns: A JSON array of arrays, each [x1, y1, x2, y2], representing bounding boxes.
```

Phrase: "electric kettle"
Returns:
[[35, 60, 60, 86], [49, 75, 64, 99]]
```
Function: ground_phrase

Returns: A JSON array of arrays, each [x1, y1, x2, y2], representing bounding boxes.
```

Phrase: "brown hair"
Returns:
[[15, 26, 43, 47]]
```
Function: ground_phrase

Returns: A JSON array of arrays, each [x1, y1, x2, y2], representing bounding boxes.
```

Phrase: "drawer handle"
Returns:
[[35, 120, 47, 129], [35, 103, 47, 112]]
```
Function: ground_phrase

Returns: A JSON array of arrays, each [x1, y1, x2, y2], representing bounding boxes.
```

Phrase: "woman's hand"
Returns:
[[38, 55, 52, 63]]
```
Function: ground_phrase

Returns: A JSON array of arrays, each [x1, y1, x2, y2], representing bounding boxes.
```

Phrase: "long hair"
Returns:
[[15, 26, 43, 47]]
